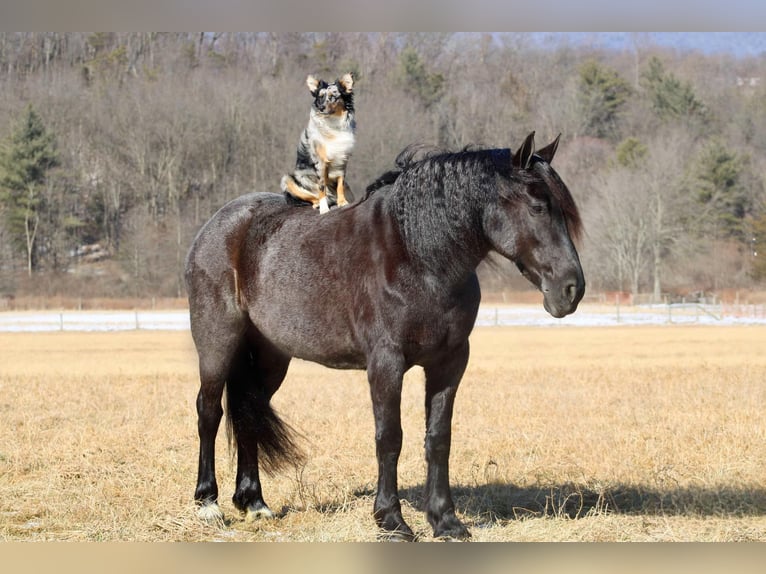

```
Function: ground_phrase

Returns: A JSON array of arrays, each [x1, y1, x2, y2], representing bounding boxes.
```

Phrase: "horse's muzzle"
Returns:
[[542, 274, 585, 319]]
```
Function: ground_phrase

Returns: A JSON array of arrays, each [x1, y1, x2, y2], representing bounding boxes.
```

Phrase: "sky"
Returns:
[[1, 1, 766, 33], [526, 32, 766, 58]]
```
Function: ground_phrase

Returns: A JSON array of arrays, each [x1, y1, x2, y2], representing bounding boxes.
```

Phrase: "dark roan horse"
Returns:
[[185, 132, 585, 540]]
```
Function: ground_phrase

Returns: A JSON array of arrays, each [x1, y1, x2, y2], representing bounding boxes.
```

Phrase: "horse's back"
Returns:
[[185, 192, 297, 324], [186, 193, 287, 274]]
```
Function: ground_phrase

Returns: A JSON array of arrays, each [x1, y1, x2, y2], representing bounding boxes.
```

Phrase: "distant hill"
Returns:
[[525, 32, 766, 58]]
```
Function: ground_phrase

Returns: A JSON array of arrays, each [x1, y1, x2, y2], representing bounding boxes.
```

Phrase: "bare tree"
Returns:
[[0, 32, 765, 300]]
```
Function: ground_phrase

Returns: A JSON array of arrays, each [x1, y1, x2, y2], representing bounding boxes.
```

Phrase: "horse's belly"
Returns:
[[249, 303, 366, 370]]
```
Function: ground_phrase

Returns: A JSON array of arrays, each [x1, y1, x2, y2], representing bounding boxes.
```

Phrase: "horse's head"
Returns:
[[483, 132, 585, 318]]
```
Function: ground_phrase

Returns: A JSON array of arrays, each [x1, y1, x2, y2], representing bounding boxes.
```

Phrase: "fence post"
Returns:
[[135, 310, 140, 330], [60, 312, 64, 331], [615, 293, 620, 323]]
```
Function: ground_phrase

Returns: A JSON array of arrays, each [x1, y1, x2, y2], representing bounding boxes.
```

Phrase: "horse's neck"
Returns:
[[384, 184, 488, 286]]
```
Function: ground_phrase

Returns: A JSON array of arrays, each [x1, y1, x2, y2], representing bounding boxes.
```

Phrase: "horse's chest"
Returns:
[[376, 300, 477, 362]]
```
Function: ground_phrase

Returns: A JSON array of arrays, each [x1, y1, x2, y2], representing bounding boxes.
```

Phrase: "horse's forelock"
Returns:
[[534, 161, 583, 243]]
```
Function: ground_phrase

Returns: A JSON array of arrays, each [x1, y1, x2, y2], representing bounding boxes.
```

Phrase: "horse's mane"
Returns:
[[363, 145, 501, 280], [364, 143, 582, 243], [363, 144, 447, 199]]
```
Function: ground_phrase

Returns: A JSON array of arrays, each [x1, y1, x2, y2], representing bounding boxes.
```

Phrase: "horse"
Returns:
[[185, 131, 585, 540]]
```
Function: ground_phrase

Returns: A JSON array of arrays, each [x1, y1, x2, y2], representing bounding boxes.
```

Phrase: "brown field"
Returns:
[[0, 325, 765, 542]]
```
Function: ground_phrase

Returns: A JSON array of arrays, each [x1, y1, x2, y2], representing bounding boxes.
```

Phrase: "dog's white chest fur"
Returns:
[[308, 110, 355, 164]]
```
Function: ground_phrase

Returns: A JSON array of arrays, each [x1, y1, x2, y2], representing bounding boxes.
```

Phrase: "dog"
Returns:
[[281, 73, 355, 214]]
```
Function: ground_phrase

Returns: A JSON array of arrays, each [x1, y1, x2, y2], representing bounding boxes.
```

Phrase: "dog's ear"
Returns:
[[306, 75, 320, 95], [338, 73, 354, 93]]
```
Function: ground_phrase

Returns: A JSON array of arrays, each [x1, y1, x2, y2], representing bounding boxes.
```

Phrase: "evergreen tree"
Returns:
[[748, 214, 766, 281], [0, 105, 59, 275], [690, 139, 751, 239], [641, 57, 706, 121], [398, 46, 445, 109], [578, 60, 632, 140], [615, 137, 648, 168]]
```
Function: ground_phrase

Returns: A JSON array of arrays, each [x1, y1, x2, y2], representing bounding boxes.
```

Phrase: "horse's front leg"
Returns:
[[367, 347, 414, 540], [423, 340, 471, 539]]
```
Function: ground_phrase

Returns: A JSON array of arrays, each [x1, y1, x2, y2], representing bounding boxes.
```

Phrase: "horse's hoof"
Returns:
[[245, 505, 275, 522], [376, 519, 416, 542], [433, 525, 471, 540], [197, 502, 224, 523], [434, 532, 470, 542], [432, 513, 471, 540], [377, 528, 417, 542]]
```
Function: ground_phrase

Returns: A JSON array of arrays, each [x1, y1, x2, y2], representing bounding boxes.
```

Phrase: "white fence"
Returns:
[[0, 311, 190, 332], [2, 303, 766, 333]]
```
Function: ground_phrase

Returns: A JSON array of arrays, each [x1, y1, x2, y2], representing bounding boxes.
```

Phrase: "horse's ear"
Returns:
[[536, 133, 561, 164], [306, 75, 319, 94], [513, 131, 536, 169]]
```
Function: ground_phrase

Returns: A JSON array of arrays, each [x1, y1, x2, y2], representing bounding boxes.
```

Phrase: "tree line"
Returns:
[[0, 32, 765, 302]]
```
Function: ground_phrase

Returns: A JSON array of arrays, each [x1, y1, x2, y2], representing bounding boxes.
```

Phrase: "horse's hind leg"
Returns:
[[195, 379, 225, 521], [193, 323, 243, 522], [227, 332, 296, 521], [194, 346, 236, 520]]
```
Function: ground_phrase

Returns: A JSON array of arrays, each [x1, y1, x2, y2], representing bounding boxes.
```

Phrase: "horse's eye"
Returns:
[[530, 203, 547, 216]]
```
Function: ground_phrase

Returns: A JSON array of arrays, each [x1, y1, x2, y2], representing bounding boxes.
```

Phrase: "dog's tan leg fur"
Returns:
[[336, 174, 348, 207]]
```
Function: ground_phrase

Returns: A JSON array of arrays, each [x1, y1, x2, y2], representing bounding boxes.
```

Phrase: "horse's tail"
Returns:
[[224, 346, 305, 474]]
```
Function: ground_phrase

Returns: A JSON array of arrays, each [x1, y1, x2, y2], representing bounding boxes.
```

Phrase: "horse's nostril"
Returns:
[[565, 282, 578, 303]]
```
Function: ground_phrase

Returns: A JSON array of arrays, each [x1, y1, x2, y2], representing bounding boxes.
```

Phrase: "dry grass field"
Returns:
[[1, 325, 765, 542]]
